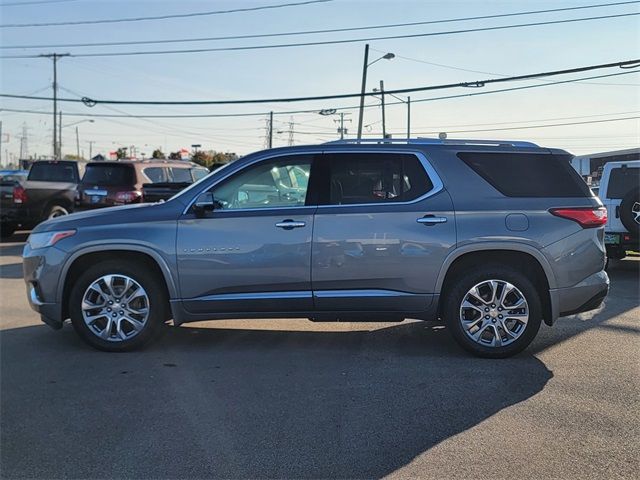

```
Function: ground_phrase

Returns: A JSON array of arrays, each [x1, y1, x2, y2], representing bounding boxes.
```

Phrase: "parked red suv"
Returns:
[[76, 160, 208, 209]]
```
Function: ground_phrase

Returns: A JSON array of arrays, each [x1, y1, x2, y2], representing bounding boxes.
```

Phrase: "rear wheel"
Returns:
[[443, 265, 542, 358], [46, 204, 69, 220], [69, 260, 168, 351], [0, 223, 16, 239]]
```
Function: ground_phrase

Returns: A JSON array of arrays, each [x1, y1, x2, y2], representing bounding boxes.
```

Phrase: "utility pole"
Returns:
[[379, 80, 387, 139], [287, 116, 294, 146], [75, 126, 80, 158], [19, 123, 29, 160], [357, 44, 370, 140], [268, 111, 273, 149], [88, 140, 95, 160], [334, 112, 352, 140], [407, 96, 411, 139], [58, 111, 62, 159], [0, 121, 3, 167], [39, 53, 70, 159]]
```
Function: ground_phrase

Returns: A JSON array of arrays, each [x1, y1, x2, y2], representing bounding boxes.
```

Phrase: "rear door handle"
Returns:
[[275, 220, 306, 229], [417, 216, 447, 225]]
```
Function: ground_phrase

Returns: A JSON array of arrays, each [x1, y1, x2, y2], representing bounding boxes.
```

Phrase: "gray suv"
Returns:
[[22, 139, 609, 357]]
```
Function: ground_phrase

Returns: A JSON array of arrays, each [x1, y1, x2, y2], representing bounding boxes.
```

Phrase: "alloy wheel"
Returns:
[[459, 279, 529, 348], [81, 274, 150, 342]]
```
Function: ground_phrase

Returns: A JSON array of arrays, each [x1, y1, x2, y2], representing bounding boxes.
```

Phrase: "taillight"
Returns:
[[13, 185, 27, 204], [115, 190, 142, 203], [549, 207, 607, 228]]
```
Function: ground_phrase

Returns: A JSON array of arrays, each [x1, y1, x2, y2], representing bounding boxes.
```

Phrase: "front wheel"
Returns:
[[443, 265, 542, 358], [69, 260, 168, 351]]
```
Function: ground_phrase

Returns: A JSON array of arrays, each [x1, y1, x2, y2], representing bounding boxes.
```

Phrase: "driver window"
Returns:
[[212, 156, 312, 210]]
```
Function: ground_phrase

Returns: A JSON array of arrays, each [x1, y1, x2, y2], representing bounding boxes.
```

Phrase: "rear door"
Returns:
[[311, 151, 456, 313]]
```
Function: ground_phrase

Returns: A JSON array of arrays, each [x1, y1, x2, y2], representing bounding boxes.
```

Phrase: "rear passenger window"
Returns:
[[458, 152, 591, 198], [143, 167, 168, 183], [170, 167, 192, 183], [324, 153, 433, 205]]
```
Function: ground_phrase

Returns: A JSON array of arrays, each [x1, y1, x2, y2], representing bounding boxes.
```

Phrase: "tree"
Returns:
[[191, 150, 213, 167], [190, 150, 238, 169], [168, 151, 182, 160], [152, 149, 165, 159], [63, 154, 84, 161], [116, 147, 128, 159]]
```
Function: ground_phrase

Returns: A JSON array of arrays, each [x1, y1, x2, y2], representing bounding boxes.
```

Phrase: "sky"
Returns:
[[0, 0, 639, 163]]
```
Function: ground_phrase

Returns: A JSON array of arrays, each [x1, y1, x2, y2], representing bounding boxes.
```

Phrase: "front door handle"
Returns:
[[275, 220, 306, 230], [417, 216, 447, 225]]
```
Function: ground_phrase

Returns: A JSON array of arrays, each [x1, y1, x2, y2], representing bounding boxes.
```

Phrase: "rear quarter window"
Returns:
[[458, 152, 591, 198]]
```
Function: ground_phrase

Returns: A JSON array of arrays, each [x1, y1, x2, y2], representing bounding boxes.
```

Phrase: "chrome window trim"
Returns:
[[181, 148, 444, 215]]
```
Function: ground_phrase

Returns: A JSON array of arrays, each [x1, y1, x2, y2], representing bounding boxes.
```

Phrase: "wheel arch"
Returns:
[[436, 244, 556, 326], [58, 245, 179, 321]]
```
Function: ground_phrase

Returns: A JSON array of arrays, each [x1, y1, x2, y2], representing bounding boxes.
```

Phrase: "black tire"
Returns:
[[69, 260, 168, 352], [442, 264, 542, 358], [0, 223, 16, 239], [46, 204, 69, 220], [619, 187, 640, 236], [606, 246, 626, 261]]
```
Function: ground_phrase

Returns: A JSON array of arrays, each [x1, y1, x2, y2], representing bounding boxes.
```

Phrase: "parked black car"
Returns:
[[0, 160, 84, 238]]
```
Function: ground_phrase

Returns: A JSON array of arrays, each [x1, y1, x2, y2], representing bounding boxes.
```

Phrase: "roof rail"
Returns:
[[324, 138, 539, 148]]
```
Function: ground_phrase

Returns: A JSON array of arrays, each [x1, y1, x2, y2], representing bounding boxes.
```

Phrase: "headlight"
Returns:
[[28, 230, 76, 250]]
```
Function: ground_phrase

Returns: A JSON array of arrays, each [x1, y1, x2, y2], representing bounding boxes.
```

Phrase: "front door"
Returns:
[[311, 151, 456, 313], [177, 154, 316, 315]]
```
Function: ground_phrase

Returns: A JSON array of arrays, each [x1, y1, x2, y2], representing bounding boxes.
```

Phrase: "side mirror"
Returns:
[[193, 192, 216, 217]]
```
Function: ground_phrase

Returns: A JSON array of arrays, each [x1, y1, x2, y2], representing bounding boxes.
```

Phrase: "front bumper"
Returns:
[[23, 243, 67, 329], [550, 270, 610, 320]]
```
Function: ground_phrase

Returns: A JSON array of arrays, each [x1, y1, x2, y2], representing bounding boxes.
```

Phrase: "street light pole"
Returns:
[[76, 126, 80, 158], [356, 44, 370, 140]]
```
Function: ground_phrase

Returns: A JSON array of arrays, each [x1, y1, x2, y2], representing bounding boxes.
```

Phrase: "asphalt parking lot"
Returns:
[[1, 231, 638, 479]]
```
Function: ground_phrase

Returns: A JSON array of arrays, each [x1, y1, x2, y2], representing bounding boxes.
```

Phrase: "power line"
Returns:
[[0, 0, 81, 6], [2, 12, 639, 58], [380, 49, 640, 87], [2, 1, 636, 49], [2, 70, 637, 119], [412, 116, 640, 134], [1, 59, 637, 105], [0, 0, 333, 28]]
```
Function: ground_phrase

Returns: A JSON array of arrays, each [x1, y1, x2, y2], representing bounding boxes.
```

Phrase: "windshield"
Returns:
[[82, 164, 135, 186]]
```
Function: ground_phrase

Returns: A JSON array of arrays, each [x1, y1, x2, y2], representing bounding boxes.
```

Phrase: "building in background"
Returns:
[[571, 148, 640, 187]]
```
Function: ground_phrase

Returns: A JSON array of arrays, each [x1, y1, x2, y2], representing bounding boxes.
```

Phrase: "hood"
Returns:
[[32, 201, 183, 233]]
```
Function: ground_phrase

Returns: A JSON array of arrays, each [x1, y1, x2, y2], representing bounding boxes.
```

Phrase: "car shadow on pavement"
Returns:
[[0, 258, 636, 478], [0, 320, 553, 479]]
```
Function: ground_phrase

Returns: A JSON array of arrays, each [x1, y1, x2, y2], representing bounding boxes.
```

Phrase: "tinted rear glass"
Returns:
[[458, 152, 591, 197], [324, 153, 434, 205], [607, 167, 639, 199], [82, 164, 135, 186], [28, 162, 77, 182]]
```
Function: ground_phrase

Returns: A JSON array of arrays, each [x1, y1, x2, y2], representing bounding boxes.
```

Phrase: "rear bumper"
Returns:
[[550, 270, 609, 322]]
